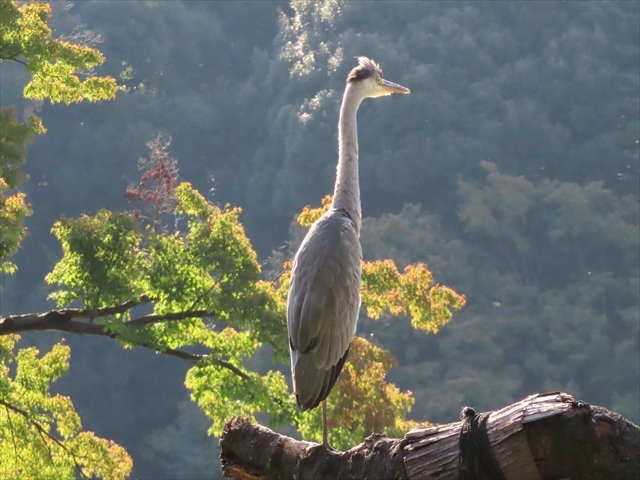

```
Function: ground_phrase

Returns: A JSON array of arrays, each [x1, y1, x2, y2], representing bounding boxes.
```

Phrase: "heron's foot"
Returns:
[[304, 441, 336, 456], [321, 439, 337, 452]]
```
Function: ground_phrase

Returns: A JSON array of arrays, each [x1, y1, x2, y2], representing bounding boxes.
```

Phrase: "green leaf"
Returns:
[[0, 335, 132, 478]]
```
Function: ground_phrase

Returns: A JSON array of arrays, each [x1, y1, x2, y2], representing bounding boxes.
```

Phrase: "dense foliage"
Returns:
[[0, 0, 117, 103], [1, 0, 128, 474], [41, 172, 463, 450], [1, 2, 465, 469], [0, 334, 132, 479], [0, 0, 115, 273], [1, 0, 638, 477], [360, 162, 638, 422]]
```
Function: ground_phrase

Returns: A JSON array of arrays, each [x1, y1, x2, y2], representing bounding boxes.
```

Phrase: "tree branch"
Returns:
[[83, 294, 153, 318], [0, 305, 213, 344], [125, 309, 210, 326], [0, 302, 249, 379], [0, 295, 153, 331], [0, 295, 210, 335], [0, 53, 28, 66], [219, 393, 640, 480], [163, 348, 249, 379]]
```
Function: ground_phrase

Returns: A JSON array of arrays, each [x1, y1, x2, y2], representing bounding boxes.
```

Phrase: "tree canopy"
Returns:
[[1, 1, 467, 473], [1, 0, 128, 475]]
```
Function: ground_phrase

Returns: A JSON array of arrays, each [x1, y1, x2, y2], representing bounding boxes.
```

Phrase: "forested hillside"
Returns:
[[1, 1, 638, 478]]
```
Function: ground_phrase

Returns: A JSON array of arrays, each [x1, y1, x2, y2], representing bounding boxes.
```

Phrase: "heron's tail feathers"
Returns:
[[293, 345, 350, 411]]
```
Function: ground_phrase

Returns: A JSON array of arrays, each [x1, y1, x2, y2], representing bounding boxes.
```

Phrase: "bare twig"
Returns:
[[163, 348, 250, 379], [0, 55, 28, 66]]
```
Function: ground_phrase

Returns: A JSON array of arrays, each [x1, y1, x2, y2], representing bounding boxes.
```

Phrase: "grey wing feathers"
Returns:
[[287, 209, 362, 410]]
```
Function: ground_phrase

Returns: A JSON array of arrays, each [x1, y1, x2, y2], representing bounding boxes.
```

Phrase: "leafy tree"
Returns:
[[1, 2, 466, 466], [2, 138, 465, 457], [0, 106, 42, 273], [1, 0, 126, 474], [0, 334, 132, 479], [0, 0, 118, 271], [0, 166, 32, 274], [0, 0, 117, 103]]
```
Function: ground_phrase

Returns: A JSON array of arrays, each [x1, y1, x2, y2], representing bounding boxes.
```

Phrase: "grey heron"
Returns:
[[287, 57, 410, 448]]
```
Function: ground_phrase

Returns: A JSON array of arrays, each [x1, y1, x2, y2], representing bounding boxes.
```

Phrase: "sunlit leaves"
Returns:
[[1, 0, 118, 103], [187, 365, 297, 436], [0, 179, 31, 274], [45, 178, 283, 349], [0, 107, 45, 190], [172, 185, 287, 350], [0, 107, 44, 272], [42, 177, 295, 439], [175, 183, 260, 295], [183, 321, 295, 436], [296, 194, 332, 226], [0, 335, 132, 479], [279, 0, 346, 77], [1, 0, 118, 274], [46, 211, 139, 310], [364, 261, 465, 333]]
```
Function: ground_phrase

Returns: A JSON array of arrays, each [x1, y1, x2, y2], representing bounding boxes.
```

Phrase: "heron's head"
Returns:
[[347, 57, 410, 98]]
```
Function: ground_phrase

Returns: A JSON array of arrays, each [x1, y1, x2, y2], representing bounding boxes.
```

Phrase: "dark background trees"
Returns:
[[1, 1, 638, 477]]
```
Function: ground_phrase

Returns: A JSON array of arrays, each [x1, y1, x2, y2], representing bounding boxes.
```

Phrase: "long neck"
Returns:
[[332, 82, 363, 235]]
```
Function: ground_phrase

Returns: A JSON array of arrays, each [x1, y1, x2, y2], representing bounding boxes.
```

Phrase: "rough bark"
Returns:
[[219, 392, 640, 480], [220, 417, 408, 480]]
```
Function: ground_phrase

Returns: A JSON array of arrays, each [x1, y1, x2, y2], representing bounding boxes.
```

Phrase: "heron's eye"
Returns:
[[376, 77, 382, 84]]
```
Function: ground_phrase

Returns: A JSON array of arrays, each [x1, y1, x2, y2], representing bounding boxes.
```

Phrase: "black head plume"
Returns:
[[347, 57, 383, 83]]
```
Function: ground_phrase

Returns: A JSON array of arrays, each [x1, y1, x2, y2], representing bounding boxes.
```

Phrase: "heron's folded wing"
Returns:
[[288, 213, 361, 365]]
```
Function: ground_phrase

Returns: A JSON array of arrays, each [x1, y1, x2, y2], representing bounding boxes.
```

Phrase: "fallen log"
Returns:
[[219, 392, 639, 480]]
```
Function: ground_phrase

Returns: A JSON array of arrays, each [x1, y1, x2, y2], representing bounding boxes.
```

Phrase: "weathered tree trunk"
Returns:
[[219, 392, 639, 480]]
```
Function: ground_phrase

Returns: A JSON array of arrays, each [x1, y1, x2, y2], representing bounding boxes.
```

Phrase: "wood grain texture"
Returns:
[[219, 393, 640, 480]]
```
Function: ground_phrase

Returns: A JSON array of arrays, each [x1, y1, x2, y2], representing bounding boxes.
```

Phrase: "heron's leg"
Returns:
[[322, 399, 329, 448], [303, 400, 336, 453]]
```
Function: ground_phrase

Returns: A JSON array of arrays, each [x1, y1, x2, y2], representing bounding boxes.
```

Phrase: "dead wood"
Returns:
[[219, 392, 639, 480]]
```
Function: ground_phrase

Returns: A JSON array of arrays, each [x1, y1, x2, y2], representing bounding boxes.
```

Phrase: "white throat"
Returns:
[[331, 81, 364, 235]]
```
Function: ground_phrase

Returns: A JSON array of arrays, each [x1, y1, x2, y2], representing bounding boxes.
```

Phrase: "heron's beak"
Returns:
[[382, 79, 410, 94]]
